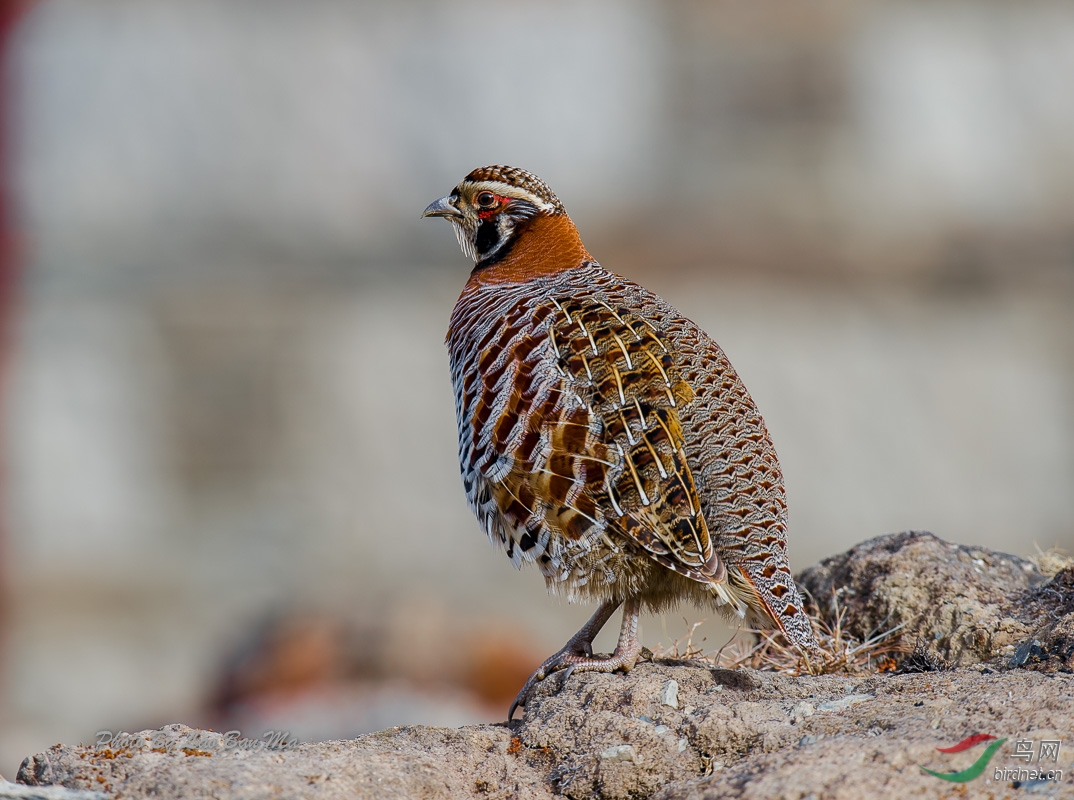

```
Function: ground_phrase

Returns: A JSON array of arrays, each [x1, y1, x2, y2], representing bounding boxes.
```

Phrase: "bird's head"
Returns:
[[423, 165, 566, 267]]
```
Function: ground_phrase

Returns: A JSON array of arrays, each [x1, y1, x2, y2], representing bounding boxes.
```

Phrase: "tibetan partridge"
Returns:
[[423, 166, 818, 718]]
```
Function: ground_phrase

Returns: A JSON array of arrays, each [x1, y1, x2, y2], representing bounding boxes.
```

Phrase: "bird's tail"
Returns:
[[730, 564, 821, 656]]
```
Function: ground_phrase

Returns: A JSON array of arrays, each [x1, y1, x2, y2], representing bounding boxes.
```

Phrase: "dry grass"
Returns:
[[652, 594, 912, 677], [1028, 543, 1073, 578], [652, 543, 1070, 677]]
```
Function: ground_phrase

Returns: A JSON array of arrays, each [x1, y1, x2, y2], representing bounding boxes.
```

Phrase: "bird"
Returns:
[[423, 165, 819, 719]]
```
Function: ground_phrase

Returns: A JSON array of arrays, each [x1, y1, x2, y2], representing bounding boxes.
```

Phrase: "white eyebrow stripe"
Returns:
[[465, 181, 556, 212]]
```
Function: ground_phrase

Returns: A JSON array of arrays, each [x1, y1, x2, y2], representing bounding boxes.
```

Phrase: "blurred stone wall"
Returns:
[[2, 0, 1073, 776], [11, 1, 1074, 280]]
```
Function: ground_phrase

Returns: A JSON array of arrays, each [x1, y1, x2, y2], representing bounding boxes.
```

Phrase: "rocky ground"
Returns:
[[6, 532, 1074, 800]]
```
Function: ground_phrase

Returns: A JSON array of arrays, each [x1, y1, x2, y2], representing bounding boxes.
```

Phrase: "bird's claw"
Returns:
[[508, 650, 586, 721]]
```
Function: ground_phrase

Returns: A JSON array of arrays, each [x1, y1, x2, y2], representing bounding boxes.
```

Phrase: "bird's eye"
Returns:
[[477, 191, 497, 208]]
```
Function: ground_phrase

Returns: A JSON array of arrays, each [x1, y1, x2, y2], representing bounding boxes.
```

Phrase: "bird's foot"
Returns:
[[508, 637, 642, 721]]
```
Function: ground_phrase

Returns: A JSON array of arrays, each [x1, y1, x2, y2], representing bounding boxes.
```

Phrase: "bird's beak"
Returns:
[[422, 195, 464, 220]]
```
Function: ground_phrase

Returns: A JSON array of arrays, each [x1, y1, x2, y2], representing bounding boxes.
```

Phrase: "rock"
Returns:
[[12, 532, 1074, 799], [0, 782, 107, 800], [814, 694, 873, 713], [789, 700, 815, 723], [600, 745, 638, 763], [15, 667, 1074, 799], [797, 530, 1074, 671], [660, 680, 679, 709]]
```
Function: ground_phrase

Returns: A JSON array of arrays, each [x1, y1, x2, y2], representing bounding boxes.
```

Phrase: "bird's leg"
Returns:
[[509, 598, 642, 720], [509, 600, 618, 720]]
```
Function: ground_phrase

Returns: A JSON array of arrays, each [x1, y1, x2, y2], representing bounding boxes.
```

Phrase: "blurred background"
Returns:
[[1, 0, 1073, 777]]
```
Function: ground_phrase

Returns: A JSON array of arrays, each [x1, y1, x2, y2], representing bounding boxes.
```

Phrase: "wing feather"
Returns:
[[473, 294, 725, 586]]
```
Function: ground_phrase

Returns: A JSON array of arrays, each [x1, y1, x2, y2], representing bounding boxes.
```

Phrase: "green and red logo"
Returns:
[[921, 734, 1007, 783]]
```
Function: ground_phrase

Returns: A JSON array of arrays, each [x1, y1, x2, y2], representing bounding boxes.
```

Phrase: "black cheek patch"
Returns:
[[475, 219, 501, 257]]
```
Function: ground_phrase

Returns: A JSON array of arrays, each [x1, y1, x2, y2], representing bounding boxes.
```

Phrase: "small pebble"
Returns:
[[660, 679, 679, 709], [816, 694, 874, 713], [677, 738, 688, 753], [683, 705, 696, 715], [790, 700, 815, 723], [1013, 778, 1060, 794], [600, 744, 638, 763], [654, 725, 669, 735]]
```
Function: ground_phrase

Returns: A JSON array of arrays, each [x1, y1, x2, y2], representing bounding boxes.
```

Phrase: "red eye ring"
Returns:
[[477, 191, 497, 208]]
